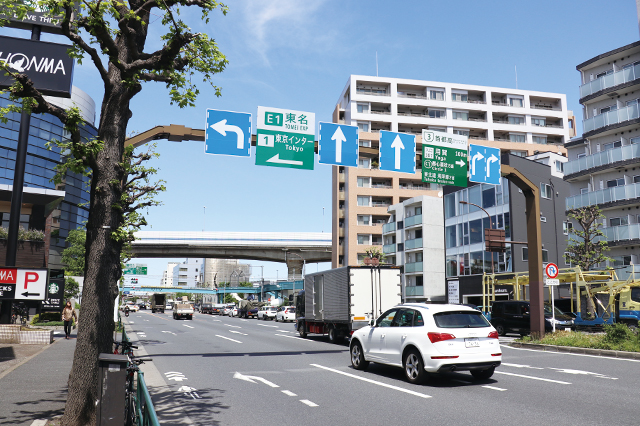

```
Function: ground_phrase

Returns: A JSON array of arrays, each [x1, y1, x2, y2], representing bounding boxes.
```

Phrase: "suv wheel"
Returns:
[[403, 349, 426, 384], [350, 341, 369, 370]]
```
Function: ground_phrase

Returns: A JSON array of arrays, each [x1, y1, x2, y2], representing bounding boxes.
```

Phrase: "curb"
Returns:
[[508, 342, 640, 360]]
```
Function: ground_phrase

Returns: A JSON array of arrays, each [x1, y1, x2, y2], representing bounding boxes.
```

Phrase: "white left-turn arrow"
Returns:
[[211, 119, 245, 150], [267, 154, 303, 166], [331, 126, 347, 163], [233, 372, 280, 388], [486, 154, 499, 177], [391, 135, 405, 170]]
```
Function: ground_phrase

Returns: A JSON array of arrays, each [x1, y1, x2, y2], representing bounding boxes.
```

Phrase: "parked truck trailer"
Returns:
[[295, 266, 402, 343]]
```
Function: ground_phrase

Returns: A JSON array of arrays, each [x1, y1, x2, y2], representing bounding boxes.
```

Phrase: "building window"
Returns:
[[540, 183, 552, 199], [359, 140, 371, 147], [577, 153, 586, 159], [429, 89, 445, 101], [603, 141, 622, 151], [606, 177, 625, 188], [357, 215, 370, 226], [453, 111, 469, 121], [428, 109, 446, 118], [609, 217, 628, 227], [453, 129, 470, 136], [509, 133, 526, 143], [357, 122, 369, 132], [634, 175, 640, 184], [446, 225, 457, 249], [357, 177, 370, 187], [357, 103, 369, 113], [358, 158, 371, 169], [563, 221, 572, 235], [357, 234, 370, 245], [508, 115, 525, 125], [522, 247, 548, 262], [532, 135, 547, 144], [632, 137, 640, 145], [510, 150, 527, 157], [555, 161, 564, 173], [451, 92, 468, 102], [509, 97, 524, 107], [580, 187, 589, 194], [531, 117, 546, 127], [357, 196, 370, 207]]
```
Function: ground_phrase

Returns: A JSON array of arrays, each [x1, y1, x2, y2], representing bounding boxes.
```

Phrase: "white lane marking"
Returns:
[[213, 319, 221, 322], [230, 330, 248, 336], [503, 345, 640, 362], [183, 324, 195, 329], [482, 385, 507, 391], [257, 324, 278, 328], [494, 371, 571, 384], [136, 332, 146, 335], [162, 331, 177, 335], [165, 372, 188, 382], [502, 363, 544, 370], [233, 372, 279, 387], [310, 364, 431, 399], [227, 325, 242, 329], [282, 390, 297, 397], [275, 334, 319, 342], [300, 399, 318, 407], [548, 368, 617, 380], [238, 319, 248, 322], [216, 335, 242, 343]]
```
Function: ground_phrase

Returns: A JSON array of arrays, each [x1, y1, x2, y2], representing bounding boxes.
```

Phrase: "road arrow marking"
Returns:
[[455, 159, 466, 167], [210, 119, 245, 149], [471, 151, 484, 176], [233, 372, 280, 388], [331, 126, 347, 163], [486, 154, 499, 177], [178, 386, 197, 393], [266, 154, 303, 166], [390, 135, 405, 169]]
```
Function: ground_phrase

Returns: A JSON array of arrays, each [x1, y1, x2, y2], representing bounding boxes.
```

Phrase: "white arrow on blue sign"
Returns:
[[205, 109, 252, 157], [379, 131, 416, 174], [318, 122, 359, 167], [469, 144, 501, 185]]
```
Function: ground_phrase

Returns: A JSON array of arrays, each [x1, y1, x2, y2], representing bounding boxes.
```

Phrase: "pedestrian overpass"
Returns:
[[130, 231, 332, 278]]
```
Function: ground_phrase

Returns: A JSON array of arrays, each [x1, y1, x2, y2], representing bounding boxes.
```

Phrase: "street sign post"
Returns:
[[205, 109, 252, 157], [0, 267, 48, 301], [545, 263, 559, 279], [469, 144, 501, 185], [421, 130, 468, 187], [379, 131, 416, 174], [255, 106, 315, 170], [545, 262, 561, 332], [318, 122, 358, 167]]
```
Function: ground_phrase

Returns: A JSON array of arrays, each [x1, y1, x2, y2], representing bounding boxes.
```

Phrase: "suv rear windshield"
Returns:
[[434, 311, 491, 328]]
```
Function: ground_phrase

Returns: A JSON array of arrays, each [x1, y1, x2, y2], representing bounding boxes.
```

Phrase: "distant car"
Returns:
[[275, 306, 296, 322], [212, 304, 225, 315], [230, 307, 239, 317], [165, 304, 172, 311], [257, 306, 278, 320], [137, 302, 147, 310], [201, 304, 213, 314], [125, 303, 139, 312], [350, 303, 502, 384], [222, 305, 235, 316], [490, 300, 574, 336]]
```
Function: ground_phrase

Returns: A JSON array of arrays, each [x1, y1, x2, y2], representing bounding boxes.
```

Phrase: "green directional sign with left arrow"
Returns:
[[255, 106, 315, 170], [421, 129, 468, 188]]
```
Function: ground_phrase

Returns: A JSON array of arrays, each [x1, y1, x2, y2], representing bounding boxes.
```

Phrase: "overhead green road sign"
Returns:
[[421, 130, 468, 188], [124, 264, 148, 275], [255, 106, 315, 170]]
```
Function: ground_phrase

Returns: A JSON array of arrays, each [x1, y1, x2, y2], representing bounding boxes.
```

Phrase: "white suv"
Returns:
[[350, 303, 502, 384], [257, 306, 278, 320]]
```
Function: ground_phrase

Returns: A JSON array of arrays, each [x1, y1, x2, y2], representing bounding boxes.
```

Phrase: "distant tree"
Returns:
[[61, 229, 86, 276], [564, 206, 611, 271], [64, 277, 80, 302], [224, 294, 236, 304]]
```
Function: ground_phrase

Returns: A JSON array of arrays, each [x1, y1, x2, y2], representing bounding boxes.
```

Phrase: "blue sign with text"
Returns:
[[205, 109, 252, 157], [379, 131, 416, 174], [318, 122, 359, 167], [469, 144, 501, 185]]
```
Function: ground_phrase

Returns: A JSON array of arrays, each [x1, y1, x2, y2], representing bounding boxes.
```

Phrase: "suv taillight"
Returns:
[[488, 331, 499, 339], [428, 332, 456, 343]]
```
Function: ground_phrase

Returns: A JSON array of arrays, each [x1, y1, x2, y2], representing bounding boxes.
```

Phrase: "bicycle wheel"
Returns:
[[124, 392, 137, 426]]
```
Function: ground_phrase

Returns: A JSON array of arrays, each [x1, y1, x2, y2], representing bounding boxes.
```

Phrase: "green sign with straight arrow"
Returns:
[[421, 129, 468, 187], [255, 106, 315, 170]]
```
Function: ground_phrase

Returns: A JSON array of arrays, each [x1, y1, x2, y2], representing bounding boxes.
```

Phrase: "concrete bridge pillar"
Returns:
[[286, 259, 304, 281]]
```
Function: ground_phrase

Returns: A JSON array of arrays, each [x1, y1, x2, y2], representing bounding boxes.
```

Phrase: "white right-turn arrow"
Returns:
[[471, 151, 484, 176], [486, 154, 499, 177]]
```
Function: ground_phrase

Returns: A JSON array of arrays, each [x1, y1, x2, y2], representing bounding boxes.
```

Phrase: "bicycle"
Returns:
[[10, 303, 28, 326], [124, 355, 152, 426], [113, 340, 137, 356]]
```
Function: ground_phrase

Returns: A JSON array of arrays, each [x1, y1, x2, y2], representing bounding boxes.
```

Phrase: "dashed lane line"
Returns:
[[227, 325, 242, 329], [482, 385, 507, 391], [310, 364, 432, 399], [300, 399, 318, 407], [494, 371, 571, 384], [282, 390, 297, 397], [230, 330, 248, 336], [183, 324, 195, 329], [257, 324, 278, 328], [216, 335, 242, 343]]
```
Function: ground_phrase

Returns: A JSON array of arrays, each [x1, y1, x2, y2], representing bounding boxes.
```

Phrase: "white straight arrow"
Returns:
[[471, 152, 485, 176], [233, 372, 280, 388], [486, 154, 499, 177], [210, 119, 245, 149], [331, 126, 347, 163], [391, 135, 405, 170], [266, 154, 303, 166]]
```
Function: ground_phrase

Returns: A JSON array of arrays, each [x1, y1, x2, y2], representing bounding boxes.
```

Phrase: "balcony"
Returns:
[[372, 201, 391, 208], [601, 223, 640, 245], [405, 238, 423, 250], [583, 103, 640, 134], [564, 143, 640, 177], [405, 214, 423, 227], [566, 182, 640, 210], [356, 88, 388, 96], [580, 64, 640, 99], [383, 243, 396, 254], [382, 222, 396, 234], [405, 286, 424, 297], [397, 92, 427, 99], [405, 262, 423, 273]]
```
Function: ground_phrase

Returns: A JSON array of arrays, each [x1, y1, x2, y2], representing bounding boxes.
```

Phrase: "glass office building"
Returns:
[[0, 87, 96, 270]]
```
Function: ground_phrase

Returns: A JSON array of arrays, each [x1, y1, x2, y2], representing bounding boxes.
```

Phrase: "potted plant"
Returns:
[[363, 247, 385, 266]]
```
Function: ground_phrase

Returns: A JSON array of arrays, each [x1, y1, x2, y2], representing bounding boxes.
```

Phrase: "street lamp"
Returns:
[[459, 200, 495, 274]]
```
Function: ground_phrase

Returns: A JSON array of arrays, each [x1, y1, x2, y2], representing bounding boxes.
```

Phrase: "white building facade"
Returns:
[[172, 258, 203, 288], [161, 262, 180, 286]]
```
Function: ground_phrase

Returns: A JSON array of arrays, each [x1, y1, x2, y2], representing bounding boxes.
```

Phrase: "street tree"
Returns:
[[0, 1, 228, 424], [64, 276, 80, 302], [61, 229, 86, 276], [564, 205, 611, 271]]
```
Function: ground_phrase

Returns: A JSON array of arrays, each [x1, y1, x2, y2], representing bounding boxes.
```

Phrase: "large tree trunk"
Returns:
[[62, 81, 132, 425]]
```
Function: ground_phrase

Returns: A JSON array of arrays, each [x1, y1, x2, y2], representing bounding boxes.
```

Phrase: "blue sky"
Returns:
[[2, 0, 639, 284]]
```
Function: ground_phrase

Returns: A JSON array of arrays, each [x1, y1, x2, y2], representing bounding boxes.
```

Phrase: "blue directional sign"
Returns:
[[318, 122, 359, 167], [379, 131, 416, 174], [205, 109, 252, 157], [469, 144, 501, 185]]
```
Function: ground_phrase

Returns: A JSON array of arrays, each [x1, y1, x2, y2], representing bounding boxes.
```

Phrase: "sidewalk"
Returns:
[[0, 332, 75, 426]]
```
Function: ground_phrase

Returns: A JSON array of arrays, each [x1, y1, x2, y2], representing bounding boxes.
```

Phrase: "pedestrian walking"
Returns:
[[62, 300, 77, 340]]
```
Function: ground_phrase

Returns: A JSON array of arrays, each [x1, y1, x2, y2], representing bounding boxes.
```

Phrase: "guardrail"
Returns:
[[136, 371, 161, 426]]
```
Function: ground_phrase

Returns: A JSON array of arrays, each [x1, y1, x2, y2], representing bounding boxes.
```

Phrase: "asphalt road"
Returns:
[[126, 310, 640, 426]]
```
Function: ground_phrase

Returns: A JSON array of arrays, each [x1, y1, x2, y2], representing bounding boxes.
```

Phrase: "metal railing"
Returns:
[[530, 104, 562, 111], [452, 99, 486, 104], [371, 201, 391, 207], [382, 222, 396, 233], [404, 214, 423, 227], [564, 143, 640, 175], [580, 64, 640, 98], [136, 371, 161, 426], [399, 184, 427, 191], [383, 243, 396, 254], [583, 103, 640, 133], [370, 110, 391, 115], [405, 286, 424, 297], [356, 88, 388, 96], [405, 262, 423, 273], [566, 181, 640, 210], [405, 238, 423, 250], [600, 223, 640, 243], [397, 92, 427, 99]]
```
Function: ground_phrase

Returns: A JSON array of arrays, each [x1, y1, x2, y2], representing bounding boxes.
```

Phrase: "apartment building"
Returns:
[[161, 261, 180, 286], [565, 41, 640, 274], [332, 75, 574, 268], [171, 258, 203, 288]]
